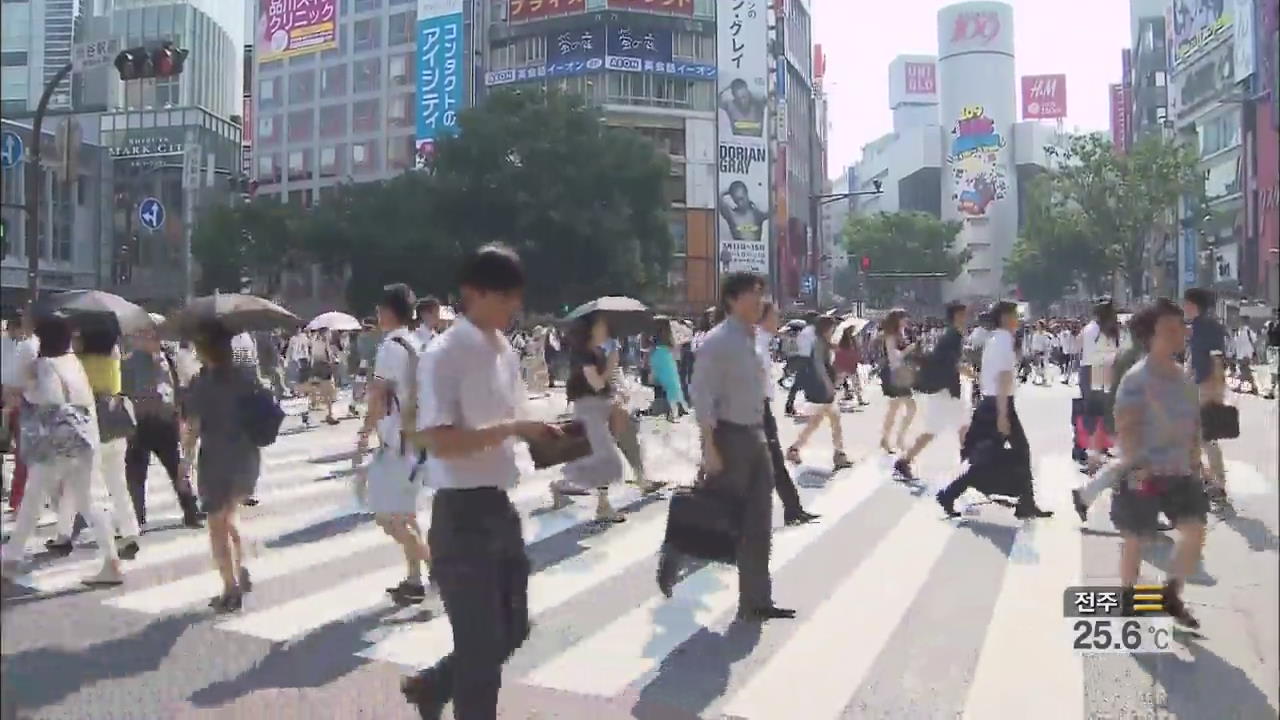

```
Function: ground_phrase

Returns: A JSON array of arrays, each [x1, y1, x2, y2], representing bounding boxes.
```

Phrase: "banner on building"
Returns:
[[256, 0, 337, 63], [1109, 83, 1131, 154], [1021, 74, 1067, 120], [1169, 0, 1233, 68], [487, 23, 714, 86], [1234, 0, 1257, 82], [607, 0, 693, 16], [509, 0, 585, 23], [716, 0, 770, 277], [905, 62, 936, 95], [416, 0, 465, 166]]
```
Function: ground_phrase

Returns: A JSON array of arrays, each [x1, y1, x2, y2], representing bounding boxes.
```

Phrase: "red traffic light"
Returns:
[[114, 43, 187, 80], [152, 44, 188, 78], [860, 256, 871, 271]]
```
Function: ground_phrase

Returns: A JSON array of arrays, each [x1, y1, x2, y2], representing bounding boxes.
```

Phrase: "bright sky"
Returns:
[[813, 0, 1132, 177]]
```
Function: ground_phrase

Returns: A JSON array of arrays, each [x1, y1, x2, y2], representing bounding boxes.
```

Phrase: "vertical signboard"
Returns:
[[1020, 74, 1068, 119], [1234, 0, 1256, 82], [417, 0, 465, 165], [257, 0, 338, 63], [716, 0, 770, 277], [1109, 83, 1131, 154]]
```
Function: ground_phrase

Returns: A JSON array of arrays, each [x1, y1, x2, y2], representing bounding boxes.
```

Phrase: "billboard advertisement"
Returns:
[[1169, 0, 1233, 68], [716, 0, 770, 277], [416, 0, 465, 164], [1020, 74, 1067, 119], [1233, 0, 1256, 82], [1109, 83, 1132, 154], [508, 0, 585, 23], [607, 0, 694, 15], [256, 0, 337, 63], [905, 62, 937, 95], [486, 24, 714, 86]]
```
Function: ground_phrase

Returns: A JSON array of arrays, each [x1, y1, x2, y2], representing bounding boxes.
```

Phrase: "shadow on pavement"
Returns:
[[1132, 636, 1279, 720], [186, 605, 401, 708], [1216, 512, 1280, 553], [956, 519, 1018, 559], [264, 513, 371, 550], [2, 611, 202, 709], [631, 618, 762, 720]]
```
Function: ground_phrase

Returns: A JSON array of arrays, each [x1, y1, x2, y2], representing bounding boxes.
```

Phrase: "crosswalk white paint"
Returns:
[[358, 508, 669, 665], [521, 460, 886, 698], [720, 487, 958, 719], [960, 457, 1084, 720]]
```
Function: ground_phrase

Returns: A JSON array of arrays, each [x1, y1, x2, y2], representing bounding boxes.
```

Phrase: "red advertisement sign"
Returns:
[[905, 62, 936, 94], [1021, 74, 1067, 120], [949, 10, 1002, 46], [509, 0, 586, 22], [243, 96, 252, 144], [604, 0, 692, 16], [1109, 83, 1132, 154]]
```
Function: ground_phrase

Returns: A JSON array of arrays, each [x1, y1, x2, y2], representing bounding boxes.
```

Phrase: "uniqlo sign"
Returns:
[[904, 62, 936, 95], [1021, 74, 1068, 120]]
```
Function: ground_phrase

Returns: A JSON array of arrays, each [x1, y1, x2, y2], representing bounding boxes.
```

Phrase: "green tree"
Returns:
[[191, 198, 301, 295], [840, 211, 969, 308], [427, 88, 673, 312], [1006, 172, 1110, 312], [1035, 132, 1203, 300]]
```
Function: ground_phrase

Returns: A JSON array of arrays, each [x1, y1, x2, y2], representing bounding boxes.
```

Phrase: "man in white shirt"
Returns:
[[1056, 324, 1076, 384], [1233, 323, 1258, 393], [357, 284, 432, 605], [783, 312, 817, 415], [414, 296, 442, 348], [305, 330, 338, 426], [937, 301, 1052, 520], [1029, 321, 1052, 384], [400, 245, 558, 720], [1, 313, 38, 513]]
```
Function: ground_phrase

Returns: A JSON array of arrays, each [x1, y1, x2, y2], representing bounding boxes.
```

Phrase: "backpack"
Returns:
[[388, 336, 421, 454], [238, 371, 285, 447]]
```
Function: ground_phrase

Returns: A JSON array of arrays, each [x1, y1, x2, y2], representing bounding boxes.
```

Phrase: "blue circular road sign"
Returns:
[[0, 131, 24, 170], [138, 197, 165, 231]]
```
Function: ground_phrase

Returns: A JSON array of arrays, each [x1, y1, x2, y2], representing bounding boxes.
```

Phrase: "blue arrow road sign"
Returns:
[[138, 197, 165, 231], [0, 131, 24, 169]]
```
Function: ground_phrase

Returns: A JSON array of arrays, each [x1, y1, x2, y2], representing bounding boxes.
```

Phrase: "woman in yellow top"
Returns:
[[48, 324, 140, 559]]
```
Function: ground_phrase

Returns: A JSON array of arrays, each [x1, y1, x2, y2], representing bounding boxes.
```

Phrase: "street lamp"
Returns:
[[808, 179, 883, 309]]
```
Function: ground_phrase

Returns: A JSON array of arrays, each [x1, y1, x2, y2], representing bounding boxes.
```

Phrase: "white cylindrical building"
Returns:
[[937, 1, 1017, 301]]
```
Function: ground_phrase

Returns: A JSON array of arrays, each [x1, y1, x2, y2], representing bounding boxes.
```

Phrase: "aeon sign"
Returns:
[[950, 10, 1002, 45]]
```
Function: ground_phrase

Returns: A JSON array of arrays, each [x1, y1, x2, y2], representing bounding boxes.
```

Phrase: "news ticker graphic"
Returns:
[[1064, 586, 1175, 654]]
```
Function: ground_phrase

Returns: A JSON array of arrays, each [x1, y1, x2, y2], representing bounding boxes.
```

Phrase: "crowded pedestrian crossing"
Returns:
[[5, 383, 1274, 718]]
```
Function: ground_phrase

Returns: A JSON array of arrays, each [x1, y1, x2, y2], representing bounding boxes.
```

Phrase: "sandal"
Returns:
[[833, 452, 853, 470], [209, 590, 243, 613], [880, 439, 894, 454], [786, 447, 802, 465]]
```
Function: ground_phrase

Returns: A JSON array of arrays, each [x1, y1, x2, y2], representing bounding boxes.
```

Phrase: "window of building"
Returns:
[[320, 144, 345, 177], [387, 135, 414, 171], [288, 189, 313, 208], [288, 149, 312, 181], [388, 93, 413, 128], [320, 64, 347, 98], [669, 214, 687, 255], [351, 140, 380, 175], [353, 57, 381, 90], [155, 80, 179, 107], [353, 98, 380, 133], [664, 174, 686, 205], [319, 104, 347, 138], [287, 108, 314, 142], [1153, 70, 1166, 87], [354, 0, 382, 10], [258, 115, 280, 146], [354, 17, 382, 52], [77, 175, 87, 206], [389, 52, 413, 86], [259, 76, 282, 107], [1, 51, 28, 66], [289, 69, 315, 103], [673, 32, 713, 61], [389, 10, 415, 46]]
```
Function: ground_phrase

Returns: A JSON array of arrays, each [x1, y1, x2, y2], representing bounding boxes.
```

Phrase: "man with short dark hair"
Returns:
[[401, 244, 560, 720], [415, 296, 442, 348], [657, 271, 795, 621], [1181, 287, 1228, 501]]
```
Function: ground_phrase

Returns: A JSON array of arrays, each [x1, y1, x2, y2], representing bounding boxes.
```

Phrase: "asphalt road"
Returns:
[[1, 373, 1276, 720]]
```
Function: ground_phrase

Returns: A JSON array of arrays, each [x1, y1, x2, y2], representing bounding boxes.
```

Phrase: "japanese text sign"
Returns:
[[257, 0, 337, 63]]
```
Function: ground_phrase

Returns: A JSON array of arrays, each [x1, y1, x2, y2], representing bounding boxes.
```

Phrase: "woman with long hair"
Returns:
[[648, 319, 689, 420], [785, 315, 853, 470], [1, 316, 124, 586], [879, 309, 918, 453], [551, 313, 629, 522], [181, 321, 261, 611], [834, 326, 867, 406]]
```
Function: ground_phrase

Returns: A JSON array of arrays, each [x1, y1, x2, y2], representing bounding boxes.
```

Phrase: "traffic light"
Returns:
[[872, 178, 883, 193], [860, 255, 871, 271], [114, 43, 188, 80]]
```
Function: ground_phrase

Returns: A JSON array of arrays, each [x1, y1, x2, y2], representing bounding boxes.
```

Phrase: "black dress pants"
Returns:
[[940, 397, 1036, 507], [126, 414, 198, 524], [762, 402, 803, 515], [413, 488, 530, 720]]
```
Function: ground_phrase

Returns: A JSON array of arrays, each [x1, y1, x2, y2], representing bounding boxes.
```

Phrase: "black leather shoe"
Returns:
[[936, 491, 960, 519], [401, 672, 448, 720], [656, 550, 678, 598], [784, 510, 819, 526], [1015, 503, 1054, 519], [739, 605, 796, 621]]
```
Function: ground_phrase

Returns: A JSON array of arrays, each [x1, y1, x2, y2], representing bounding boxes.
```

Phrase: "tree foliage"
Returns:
[[839, 211, 969, 308], [191, 88, 673, 314], [1013, 132, 1203, 304]]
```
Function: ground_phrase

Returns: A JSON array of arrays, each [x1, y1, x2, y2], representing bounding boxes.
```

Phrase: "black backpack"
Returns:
[[238, 379, 285, 447]]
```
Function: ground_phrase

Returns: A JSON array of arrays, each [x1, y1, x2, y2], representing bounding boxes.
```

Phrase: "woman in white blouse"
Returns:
[[878, 309, 918, 453], [1079, 301, 1121, 470], [0, 316, 124, 586]]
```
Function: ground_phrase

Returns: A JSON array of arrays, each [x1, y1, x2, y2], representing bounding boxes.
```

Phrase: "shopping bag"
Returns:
[[662, 483, 741, 563]]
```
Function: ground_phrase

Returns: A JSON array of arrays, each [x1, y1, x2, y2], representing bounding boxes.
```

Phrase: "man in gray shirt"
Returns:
[[657, 271, 794, 621]]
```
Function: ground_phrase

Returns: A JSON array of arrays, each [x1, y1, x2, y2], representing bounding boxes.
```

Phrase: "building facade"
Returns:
[[1, 0, 83, 115], [1, 118, 114, 309], [483, 0, 718, 312]]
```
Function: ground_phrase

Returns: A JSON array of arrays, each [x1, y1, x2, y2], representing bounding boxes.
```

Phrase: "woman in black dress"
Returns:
[[786, 315, 852, 470]]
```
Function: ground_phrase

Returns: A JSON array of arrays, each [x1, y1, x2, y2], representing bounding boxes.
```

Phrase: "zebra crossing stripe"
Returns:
[[357, 507, 669, 666], [521, 459, 885, 698], [720, 489, 957, 719], [20, 502, 359, 594], [961, 457, 1084, 719]]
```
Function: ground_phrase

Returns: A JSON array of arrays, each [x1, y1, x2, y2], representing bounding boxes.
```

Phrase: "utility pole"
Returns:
[[23, 61, 73, 302], [809, 180, 883, 308]]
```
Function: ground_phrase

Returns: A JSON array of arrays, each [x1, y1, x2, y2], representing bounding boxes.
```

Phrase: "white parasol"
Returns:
[[306, 311, 362, 331]]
